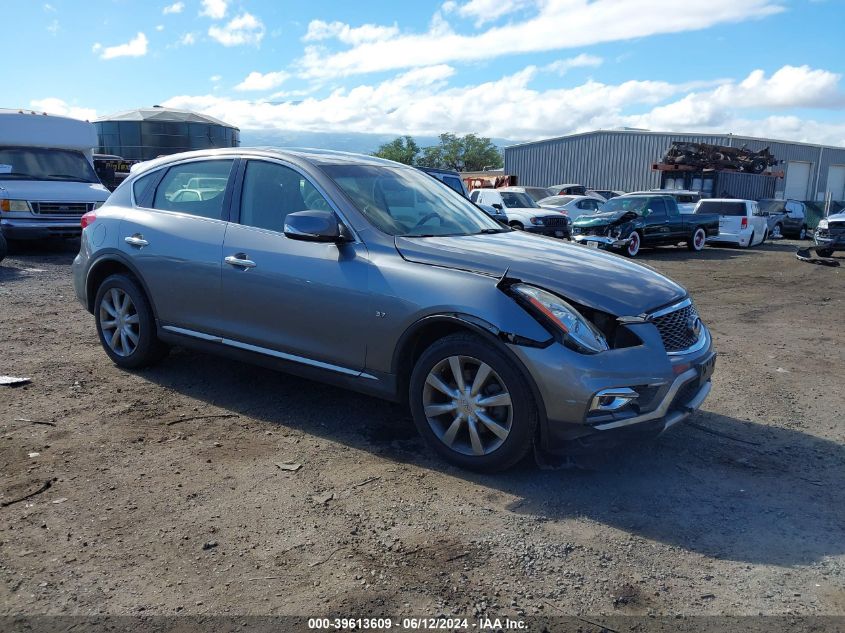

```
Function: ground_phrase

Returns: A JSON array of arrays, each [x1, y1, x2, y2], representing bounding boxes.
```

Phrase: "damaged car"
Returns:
[[73, 149, 716, 471], [814, 210, 845, 256], [571, 194, 720, 257]]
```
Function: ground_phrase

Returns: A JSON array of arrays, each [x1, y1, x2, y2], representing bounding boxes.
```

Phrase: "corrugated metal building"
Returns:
[[504, 129, 845, 203]]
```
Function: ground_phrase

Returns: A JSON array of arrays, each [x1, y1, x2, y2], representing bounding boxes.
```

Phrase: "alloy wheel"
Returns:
[[99, 288, 140, 357], [693, 228, 705, 250], [627, 232, 640, 256], [422, 355, 513, 456]]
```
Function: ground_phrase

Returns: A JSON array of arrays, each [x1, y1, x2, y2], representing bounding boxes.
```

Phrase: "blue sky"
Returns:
[[5, 0, 845, 144]]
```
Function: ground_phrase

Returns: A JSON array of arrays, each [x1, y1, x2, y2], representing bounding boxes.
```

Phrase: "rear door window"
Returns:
[[697, 201, 747, 216], [152, 159, 234, 220]]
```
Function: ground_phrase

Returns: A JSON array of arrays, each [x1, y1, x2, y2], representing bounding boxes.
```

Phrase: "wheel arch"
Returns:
[[391, 313, 549, 440], [85, 253, 157, 319]]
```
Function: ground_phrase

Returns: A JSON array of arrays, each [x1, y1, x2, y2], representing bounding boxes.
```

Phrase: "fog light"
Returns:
[[590, 387, 638, 412]]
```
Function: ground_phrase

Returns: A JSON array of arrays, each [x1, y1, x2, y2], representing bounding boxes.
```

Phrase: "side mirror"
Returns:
[[492, 203, 503, 210], [284, 210, 345, 243]]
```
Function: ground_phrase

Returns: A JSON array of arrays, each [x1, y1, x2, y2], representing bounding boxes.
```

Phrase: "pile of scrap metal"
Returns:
[[663, 142, 781, 173]]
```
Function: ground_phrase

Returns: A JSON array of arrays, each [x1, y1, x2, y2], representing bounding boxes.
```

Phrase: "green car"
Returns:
[[571, 194, 720, 257]]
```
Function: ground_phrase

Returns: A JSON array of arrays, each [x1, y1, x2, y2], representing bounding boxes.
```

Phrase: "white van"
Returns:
[[0, 109, 110, 260]]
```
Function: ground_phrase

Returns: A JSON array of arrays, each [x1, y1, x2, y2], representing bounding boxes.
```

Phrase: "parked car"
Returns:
[[501, 185, 554, 203], [537, 195, 602, 220], [571, 194, 720, 257], [73, 148, 715, 471], [694, 199, 767, 248], [548, 183, 587, 196], [590, 189, 625, 200], [814, 210, 845, 256], [419, 167, 508, 224], [471, 188, 570, 238], [624, 190, 701, 214], [0, 109, 111, 262], [758, 199, 808, 239]]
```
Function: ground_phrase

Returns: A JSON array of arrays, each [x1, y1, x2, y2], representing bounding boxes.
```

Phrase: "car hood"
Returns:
[[0, 179, 110, 202], [394, 232, 686, 316], [572, 210, 635, 226], [825, 212, 845, 224]]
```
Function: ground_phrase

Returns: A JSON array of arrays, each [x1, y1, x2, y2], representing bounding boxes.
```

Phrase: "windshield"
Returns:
[[500, 192, 538, 208], [321, 163, 505, 237], [0, 146, 99, 183], [759, 199, 785, 214], [599, 197, 648, 214]]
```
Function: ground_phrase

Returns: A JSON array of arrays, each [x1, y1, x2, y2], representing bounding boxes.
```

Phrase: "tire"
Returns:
[[771, 223, 783, 239], [94, 274, 168, 369], [623, 231, 641, 257], [740, 232, 753, 249], [798, 225, 807, 240], [816, 247, 834, 258], [509, 221, 524, 231], [687, 227, 706, 252], [0, 232, 7, 264], [409, 333, 538, 472]]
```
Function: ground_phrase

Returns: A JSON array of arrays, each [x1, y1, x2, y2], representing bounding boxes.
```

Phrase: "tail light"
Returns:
[[740, 217, 748, 229], [80, 211, 96, 229]]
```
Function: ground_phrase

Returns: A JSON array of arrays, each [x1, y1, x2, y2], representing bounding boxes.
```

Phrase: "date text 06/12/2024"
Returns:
[[307, 617, 527, 630]]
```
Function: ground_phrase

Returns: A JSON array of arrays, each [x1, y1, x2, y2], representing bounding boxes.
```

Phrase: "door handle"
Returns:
[[124, 234, 149, 247], [224, 254, 257, 269]]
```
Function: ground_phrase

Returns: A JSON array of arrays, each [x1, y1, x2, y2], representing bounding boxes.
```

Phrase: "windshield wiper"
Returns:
[[477, 227, 510, 234], [46, 174, 92, 182]]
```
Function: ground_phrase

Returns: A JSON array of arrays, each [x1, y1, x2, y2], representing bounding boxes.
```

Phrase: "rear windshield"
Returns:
[[696, 200, 747, 216], [500, 192, 538, 208], [675, 194, 700, 203], [539, 195, 574, 206], [524, 187, 551, 202], [759, 199, 786, 214]]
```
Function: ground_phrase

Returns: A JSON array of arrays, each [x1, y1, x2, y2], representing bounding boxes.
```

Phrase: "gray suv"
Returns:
[[73, 149, 716, 471]]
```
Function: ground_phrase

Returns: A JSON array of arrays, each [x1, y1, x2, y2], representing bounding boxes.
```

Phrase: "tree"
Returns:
[[416, 133, 503, 171], [372, 136, 420, 165]]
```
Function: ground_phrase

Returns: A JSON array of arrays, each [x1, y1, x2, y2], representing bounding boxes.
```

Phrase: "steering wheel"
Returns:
[[413, 212, 443, 229]]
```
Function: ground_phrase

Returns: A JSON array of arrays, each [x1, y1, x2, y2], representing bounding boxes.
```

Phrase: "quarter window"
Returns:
[[132, 172, 157, 205], [152, 160, 233, 219], [239, 161, 333, 233]]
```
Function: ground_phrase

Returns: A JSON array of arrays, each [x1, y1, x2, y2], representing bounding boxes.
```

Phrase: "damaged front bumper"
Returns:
[[572, 234, 631, 249]]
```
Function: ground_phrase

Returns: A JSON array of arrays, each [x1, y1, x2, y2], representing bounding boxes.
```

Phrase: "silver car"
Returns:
[[73, 149, 716, 471]]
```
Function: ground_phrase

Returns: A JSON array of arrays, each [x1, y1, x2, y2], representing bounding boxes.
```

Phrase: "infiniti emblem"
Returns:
[[687, 315, 702, 339]]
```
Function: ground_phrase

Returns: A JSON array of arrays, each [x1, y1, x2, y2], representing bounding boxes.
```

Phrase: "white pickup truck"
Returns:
[[0, 109, 110, 262], [694, 198, 768, 248]]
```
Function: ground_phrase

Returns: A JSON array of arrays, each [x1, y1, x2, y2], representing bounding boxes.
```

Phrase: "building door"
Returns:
[[827, 165, 845, 201], [784, 161, 811, 200]]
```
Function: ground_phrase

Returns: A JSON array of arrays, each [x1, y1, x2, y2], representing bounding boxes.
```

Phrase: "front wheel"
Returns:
[[624, 231, 641, 257], [509, 221, 524, 231], [409, 333, 537, 471], [687, 227, 706, 252], [94, 274, 168, 369]]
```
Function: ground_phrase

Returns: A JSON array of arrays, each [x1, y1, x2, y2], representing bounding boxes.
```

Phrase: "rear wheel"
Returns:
[[740, 232, 753, 249], [771, 223, 783, 239], [687, 227, 706, 252], [798, 225, 807, 240], [624, 231, 641, 257], [409, 333, 537, 471], [0, 233, 7, 263], [94, 274, 168, 369]]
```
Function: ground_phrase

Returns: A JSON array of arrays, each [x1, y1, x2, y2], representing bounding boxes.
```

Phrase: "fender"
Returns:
[[84, 250, 160, 320]]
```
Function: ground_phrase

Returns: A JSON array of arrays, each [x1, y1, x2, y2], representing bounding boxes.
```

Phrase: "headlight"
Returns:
[[0, 199, 32, 213], [529, 217, 544, 226], [510, 283, 608, 353], [818, 219, 828, 229]]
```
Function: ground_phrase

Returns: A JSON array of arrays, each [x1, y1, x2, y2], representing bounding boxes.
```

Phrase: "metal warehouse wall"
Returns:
[[504, 131, 845, 201]]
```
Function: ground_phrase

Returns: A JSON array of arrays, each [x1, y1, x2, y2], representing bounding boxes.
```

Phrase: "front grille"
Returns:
[[574, 226, 605, 236], [650, 302, 701, 353], [32, 202, 94, 216], [542, 216, 569, 228]]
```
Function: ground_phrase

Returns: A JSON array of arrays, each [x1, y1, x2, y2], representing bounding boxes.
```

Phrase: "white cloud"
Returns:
[[210, 75, 222, 82], [445, 0, 536, 27], [98, 32, 148, 59], [156, 24, 165, 32], [30, 98, 97, 122], [43, 3, 56, 11], [544, 53, 603, 75], [304, 20, 400, 45], [208, 13, 265, 46], [47, 19, 59, 35], [161, 64, 845, 147], [163, 2, 184, 15], [200, 0, 228, 19], [297, 0, 784, 79], [178, 32, 197, 45], [235, 70, 290, 91]]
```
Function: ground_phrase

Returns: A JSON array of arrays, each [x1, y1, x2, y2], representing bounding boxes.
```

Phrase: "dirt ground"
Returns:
[[1, 237, 843, 622]]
